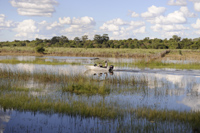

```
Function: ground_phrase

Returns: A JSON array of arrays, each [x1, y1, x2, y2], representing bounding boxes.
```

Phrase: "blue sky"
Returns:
[[0, 0, 200, 41]]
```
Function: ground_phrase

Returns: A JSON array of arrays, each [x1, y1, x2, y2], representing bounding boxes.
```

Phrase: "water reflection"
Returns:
[[84, 70, 114, 78], [0, 109, 11, 133], [1, 110, 192, 133]]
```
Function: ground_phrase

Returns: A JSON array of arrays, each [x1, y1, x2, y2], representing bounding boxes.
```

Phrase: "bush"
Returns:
[[35, 46, 45, 54]]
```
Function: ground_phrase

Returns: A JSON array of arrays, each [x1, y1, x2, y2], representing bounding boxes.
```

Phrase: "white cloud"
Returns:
[[141, 5, 166, 18], [59, 17, 71, 25], [130, 21, 145, 27], [149, 11, 186, 24], [47, 16, 96, 35], [131, 11, 139, 17], [162, 31, 185, 38], [0, 14, 15, 29], [133, 26, 146, 34], [60, 16, 96, 35], [10, 0, 58, 17], [194, 2, 200, 11], [180, 7, 196, 17], [100, 18, 128, 32], [100, 23, 119, 31], [189, 0, 200, 2], [113, 31, 119, 36], [59, 16, 96, 26], [14, 19, 39, 37], [46, 21, 62, 30], [168, 0, 187, 6], [151, 24, 189, 32], [194, 30, 200, 34], [0, 14, 5, 22], [191, 19, 200, 29], [100, 18, 146, 39], [189, 0, 200, 12], [106, 18, 128, 25], [71, 16, 96, 25], [63, 25, 83, 33], [10, 16, 96, 40]]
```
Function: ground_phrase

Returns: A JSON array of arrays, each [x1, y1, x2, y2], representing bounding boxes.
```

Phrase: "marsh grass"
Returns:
[[133, 59, 200, 69], [0, 92, 118, 119], [0, 66, 200, 128], [133, 107, 200, 126], [0, 87, 199, 126], [0, 68, 149, 86], [62, 81, 110, 95], [0, 59, 81, 65], [0, 82, 43, 92], [0, 47, 166, 58], [163, 49, 200, 61]]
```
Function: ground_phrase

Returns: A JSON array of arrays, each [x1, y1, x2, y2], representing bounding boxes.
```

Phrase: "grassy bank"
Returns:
[[133, 60, 200, 69], [163, 49, 200, 61], [0, 59, 81, 65], [0, 47, 167, 58]]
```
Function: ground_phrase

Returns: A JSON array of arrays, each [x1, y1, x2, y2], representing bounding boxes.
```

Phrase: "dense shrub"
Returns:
[[35, 46, 45, 54]]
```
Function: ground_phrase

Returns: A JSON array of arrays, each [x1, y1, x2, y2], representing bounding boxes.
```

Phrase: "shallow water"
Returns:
[[0, 109, 192, 133], [0, 55, 200, 132]]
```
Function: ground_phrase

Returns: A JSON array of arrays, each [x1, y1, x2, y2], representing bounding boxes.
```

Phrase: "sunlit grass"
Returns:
[[0, 92, 118, 119], [0, 88, 200, 126], [133, 60, 200, 69], [163, 49, 200, 61], [0, 59, 81, 65], [133, 107, 200, 127], [0, 68, 149, 85], [62, 81, 110, 95], [0, 47, 167, 58]]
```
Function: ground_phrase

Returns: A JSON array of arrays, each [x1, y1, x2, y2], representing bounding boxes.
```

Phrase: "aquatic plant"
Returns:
[[133, 107, 200, 126], [0, 59, 81, 65], [0, 92, 118, 119], [61, 81, 110, 95], [133, 59, 200, 70]]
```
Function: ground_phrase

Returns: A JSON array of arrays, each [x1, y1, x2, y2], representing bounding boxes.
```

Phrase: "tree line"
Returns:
[[1, 34, 200, 49]]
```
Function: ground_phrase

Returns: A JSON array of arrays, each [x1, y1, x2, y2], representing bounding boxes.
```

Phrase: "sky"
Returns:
[[0, 0, 200, 41]]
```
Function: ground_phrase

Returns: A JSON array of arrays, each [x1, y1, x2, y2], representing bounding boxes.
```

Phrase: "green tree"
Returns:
[[172, 35, 181, 42], [102, 34, 109, 42], [74, 37, 81, 45], [82, 35, 88, 43], [94, 34, 103, 44]]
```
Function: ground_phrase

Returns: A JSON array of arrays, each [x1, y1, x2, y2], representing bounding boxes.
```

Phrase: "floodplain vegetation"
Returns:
[[0, 46, 166, 57], [0, 68, 200, 132], [1, 47, 200, 132], [1, 49, 200, 69]]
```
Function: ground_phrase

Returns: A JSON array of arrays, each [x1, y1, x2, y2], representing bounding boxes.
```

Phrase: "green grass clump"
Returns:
[[0, 83, 29, 92], [0, 59, 81, 65], [134, 60, 200, 70], [0, 92, 118, 119], [134, 107, 200, 126], [62, 82, 110, 95]]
